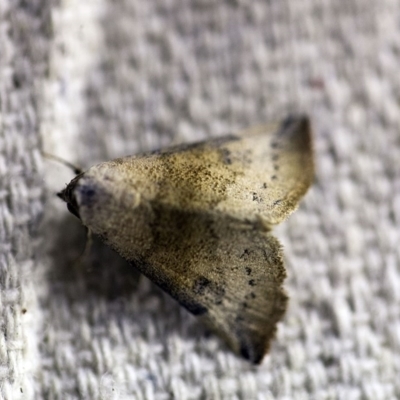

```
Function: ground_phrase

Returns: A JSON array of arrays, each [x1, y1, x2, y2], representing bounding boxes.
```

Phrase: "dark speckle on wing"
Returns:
[[193, 276, 211, 296]]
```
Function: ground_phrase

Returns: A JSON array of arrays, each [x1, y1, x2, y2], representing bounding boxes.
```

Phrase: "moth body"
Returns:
[[58, 115, 314, 363]]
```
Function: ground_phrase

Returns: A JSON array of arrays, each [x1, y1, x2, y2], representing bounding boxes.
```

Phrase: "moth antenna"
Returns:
[[42, 152, 83, 175]]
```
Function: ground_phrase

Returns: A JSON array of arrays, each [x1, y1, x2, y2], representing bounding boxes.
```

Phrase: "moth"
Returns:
[[58, 115, 314, 364]]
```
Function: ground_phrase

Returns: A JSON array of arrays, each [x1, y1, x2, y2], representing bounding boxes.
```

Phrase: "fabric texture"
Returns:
[[1, 0, 399, 399]]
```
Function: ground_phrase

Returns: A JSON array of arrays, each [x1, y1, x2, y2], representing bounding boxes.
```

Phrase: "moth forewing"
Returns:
[[221, 115, 314, 226], [58, 115, 314, 363]]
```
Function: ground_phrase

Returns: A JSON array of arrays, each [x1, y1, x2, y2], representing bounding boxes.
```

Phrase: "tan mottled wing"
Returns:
[[130, 208, 287, 364], [221, 116, 314, 225], [101, 115, 314, 227], [61, 176, 288, 363]]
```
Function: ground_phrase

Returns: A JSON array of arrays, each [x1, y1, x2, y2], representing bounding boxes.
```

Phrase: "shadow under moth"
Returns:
[[58, 115, 314, 364]]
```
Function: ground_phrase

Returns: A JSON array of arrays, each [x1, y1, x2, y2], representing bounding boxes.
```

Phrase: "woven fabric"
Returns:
[[1, 0, 399, 399]]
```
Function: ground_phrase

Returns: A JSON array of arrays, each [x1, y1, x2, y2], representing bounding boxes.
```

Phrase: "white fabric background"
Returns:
[[1, 0, 400, 399]]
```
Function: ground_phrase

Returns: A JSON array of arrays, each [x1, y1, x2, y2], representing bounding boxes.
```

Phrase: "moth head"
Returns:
[[57, 173, 84, 220]]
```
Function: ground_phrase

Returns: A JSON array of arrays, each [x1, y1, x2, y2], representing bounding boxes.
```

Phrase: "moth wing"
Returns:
[[199, 231, 287, 364], [110, 115, 314, 227], [135, 210, 287, 364], [223, 115, 314, 225], [61, 173, 288, 363]]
